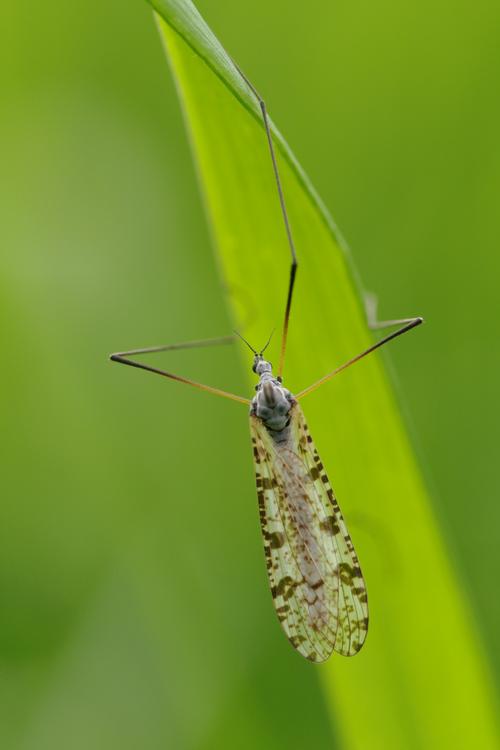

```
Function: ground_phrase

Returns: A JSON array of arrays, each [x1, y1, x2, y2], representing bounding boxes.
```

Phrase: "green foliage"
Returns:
[[152, 1, 500, 747], [2, 0, 500, 747]]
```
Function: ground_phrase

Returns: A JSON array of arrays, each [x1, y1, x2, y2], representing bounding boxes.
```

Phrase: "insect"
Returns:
[[110, 58, 423, 662]]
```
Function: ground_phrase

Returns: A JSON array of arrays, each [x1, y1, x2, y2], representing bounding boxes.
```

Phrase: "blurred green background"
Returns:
[[1, 1, 499, 748]]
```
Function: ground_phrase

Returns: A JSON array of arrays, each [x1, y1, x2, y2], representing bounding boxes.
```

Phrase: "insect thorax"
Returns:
[[250, 357, 294, 434]]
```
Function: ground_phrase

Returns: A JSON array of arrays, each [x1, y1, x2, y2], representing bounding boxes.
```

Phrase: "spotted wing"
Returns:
[[250, 402, 368, 661]]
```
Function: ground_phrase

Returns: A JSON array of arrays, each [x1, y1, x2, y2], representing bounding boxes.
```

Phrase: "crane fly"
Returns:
[[110, 54, 423, 662]]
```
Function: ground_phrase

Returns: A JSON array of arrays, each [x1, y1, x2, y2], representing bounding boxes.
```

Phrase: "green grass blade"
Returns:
[[149, 1, 499, 746]]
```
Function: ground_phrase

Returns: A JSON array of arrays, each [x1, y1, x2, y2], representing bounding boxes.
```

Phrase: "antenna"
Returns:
[[233, 329, 257, 355], [260, 329, 275, 355]]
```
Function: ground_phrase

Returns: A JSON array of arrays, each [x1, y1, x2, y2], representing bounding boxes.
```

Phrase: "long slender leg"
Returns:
[[296, 308, 423, 400], [364, 291, 419, 331], [109, 335, 250, 406], [230, 58, 298, 380]]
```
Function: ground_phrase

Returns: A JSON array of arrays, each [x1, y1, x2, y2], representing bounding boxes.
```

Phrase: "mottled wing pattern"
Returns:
[[249, 402, 368, 661], [289, 403, 369, 656]]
